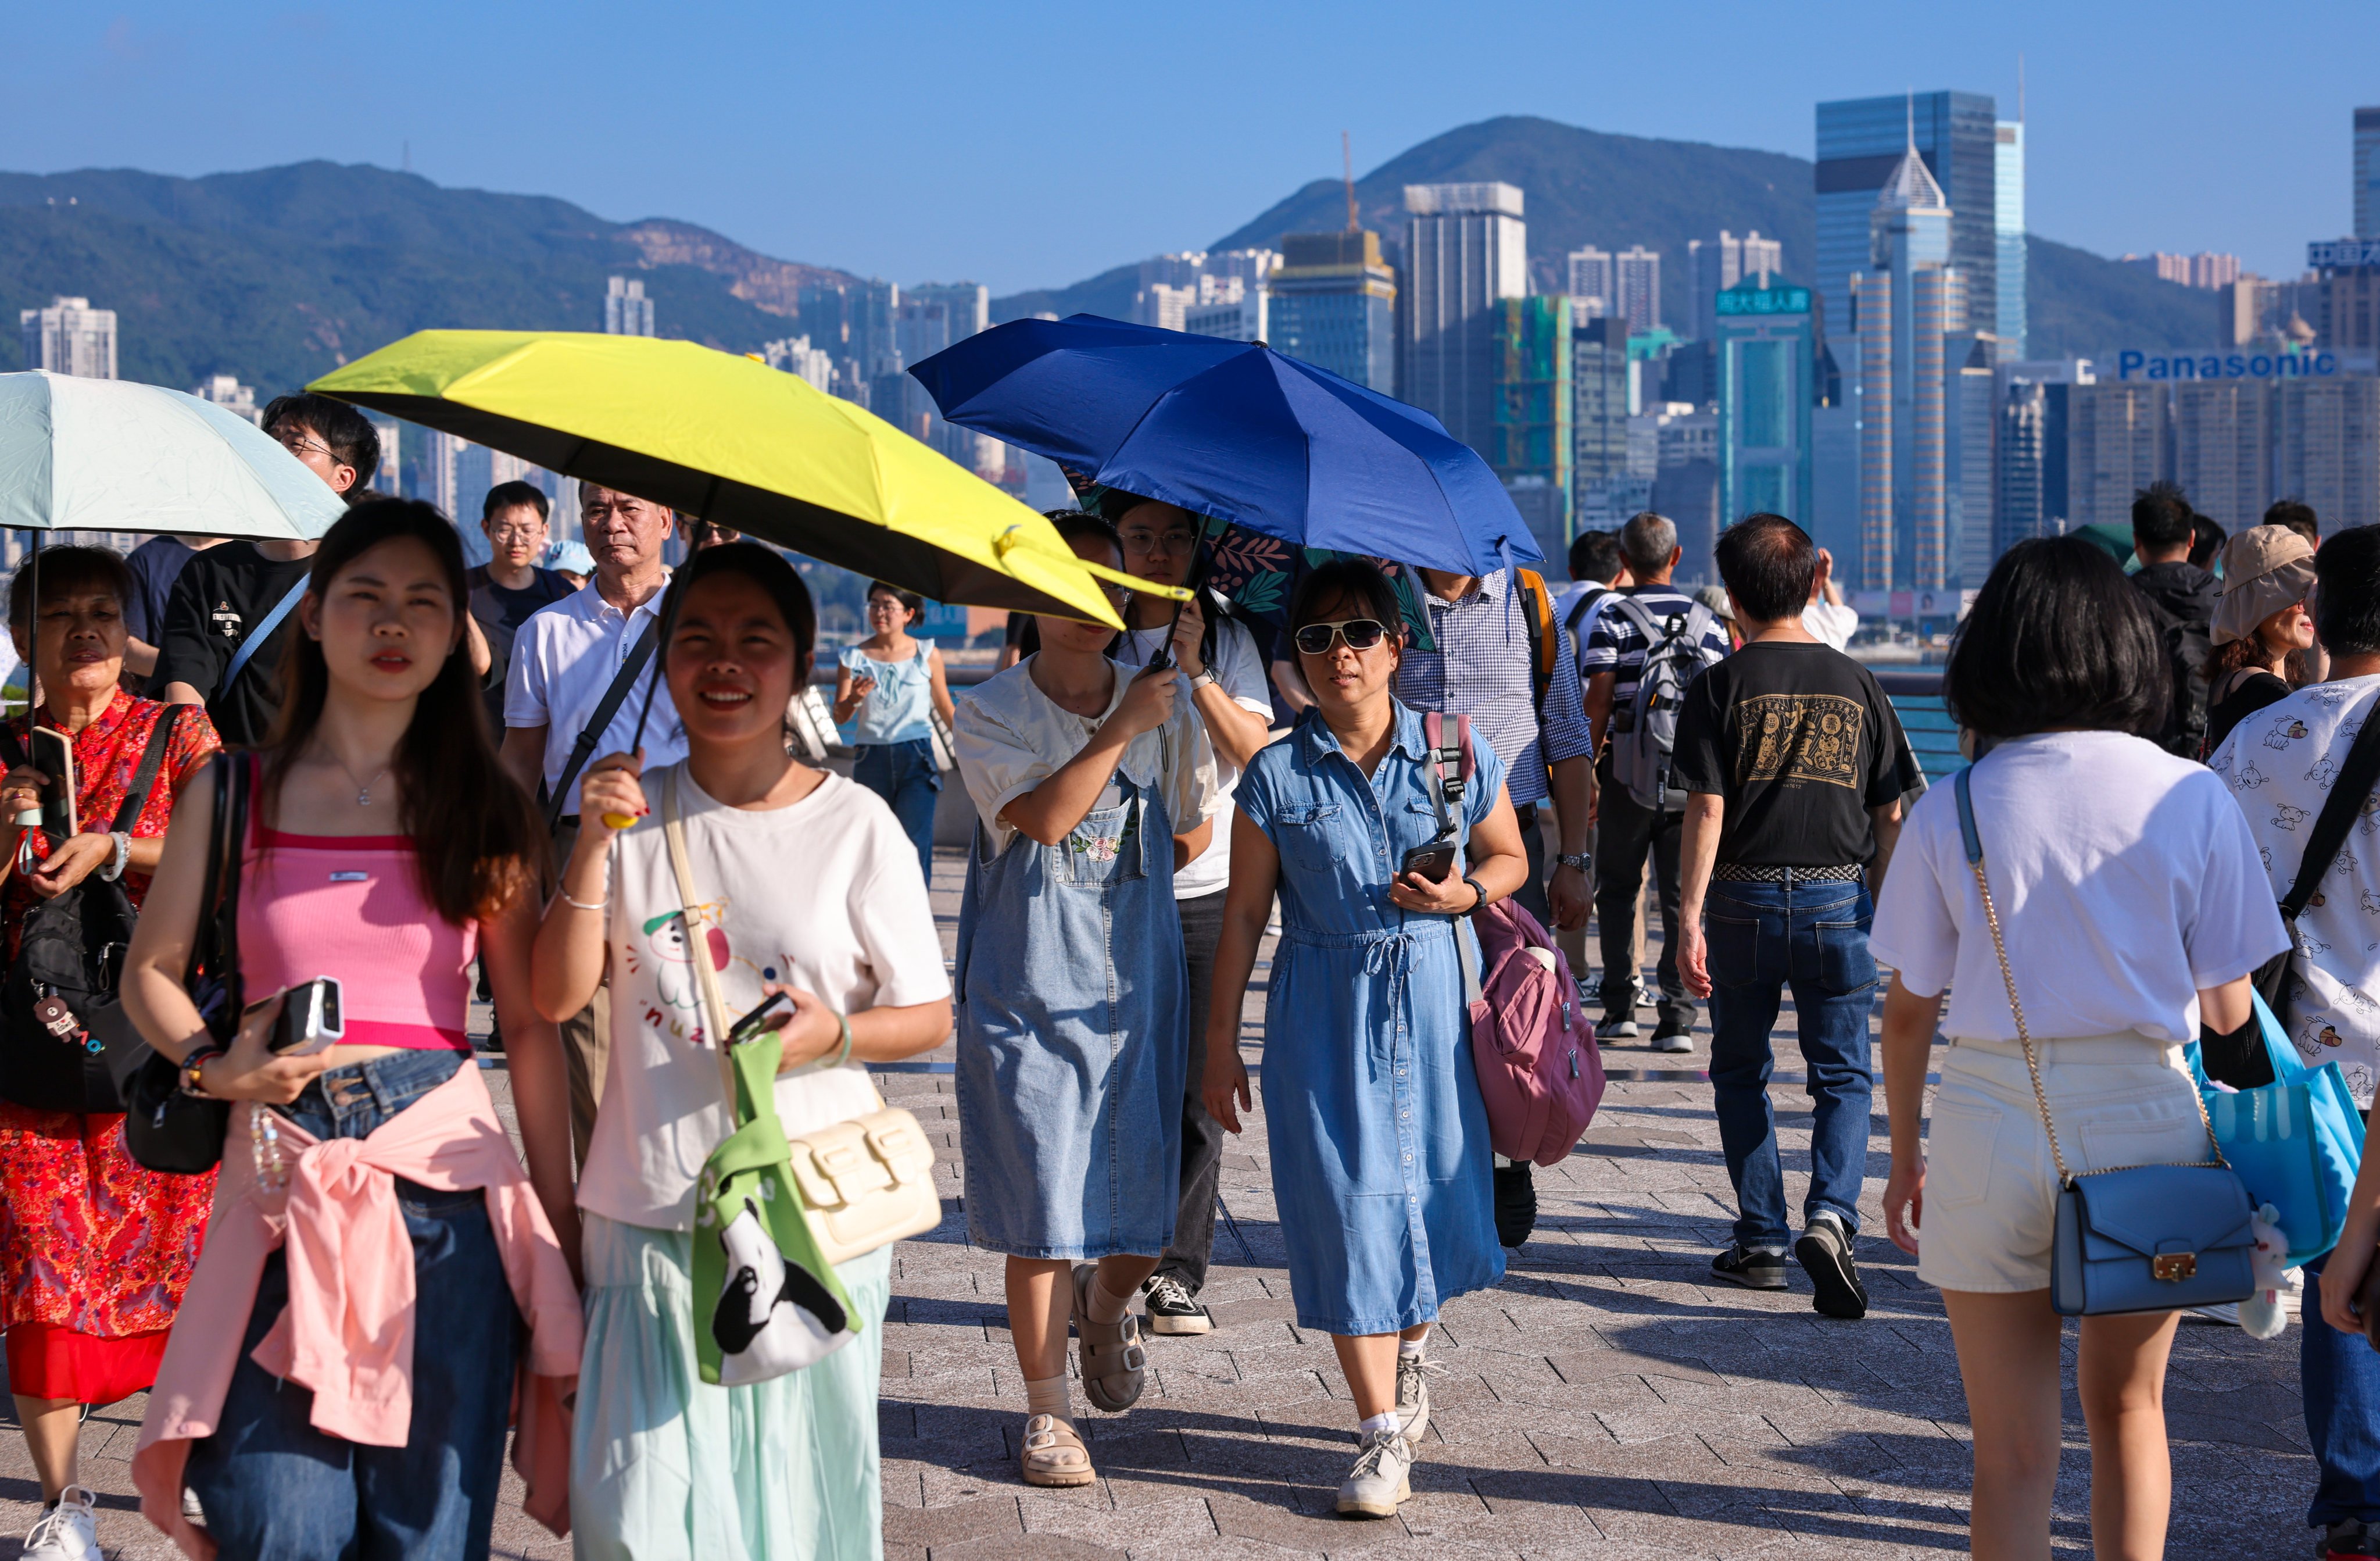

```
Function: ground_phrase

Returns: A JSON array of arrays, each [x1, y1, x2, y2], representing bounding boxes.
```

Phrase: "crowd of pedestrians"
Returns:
[[8, 415, 2380, 1561]]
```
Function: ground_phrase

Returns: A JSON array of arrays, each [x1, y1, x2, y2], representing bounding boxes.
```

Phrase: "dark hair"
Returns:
[[1047, 510, 1122, 562], [2131, 482, 2192, 548], [264, 499, 545, 923], [666, 542, 819, 688], [8, 545, 135, 641], [262, 392, 381, 497], [867, 579, 926, 621], [1569, 529, 1624, 585], [1712, 513, 1816, 624], [2316, 525, 2380, 657], [2267, 499, 2321, 543], [2189, 513, 2226, 570], [1944, 536, 2168, 740], [1289, 558, 1402, 635], [482, 481, 550, 524]]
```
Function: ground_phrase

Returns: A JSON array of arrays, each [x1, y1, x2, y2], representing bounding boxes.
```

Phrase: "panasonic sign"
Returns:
[[2114, 349, 2341, 381]]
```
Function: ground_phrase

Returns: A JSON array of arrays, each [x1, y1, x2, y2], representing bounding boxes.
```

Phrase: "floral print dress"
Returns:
[[0, 690, 220, 1402]]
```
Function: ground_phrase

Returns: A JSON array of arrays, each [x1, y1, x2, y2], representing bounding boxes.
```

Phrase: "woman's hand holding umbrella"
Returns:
[[579, 751, 650, 837]]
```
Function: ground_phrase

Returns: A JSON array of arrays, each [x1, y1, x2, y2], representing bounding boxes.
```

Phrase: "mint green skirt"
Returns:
[[570, 1213, 893, 1561]]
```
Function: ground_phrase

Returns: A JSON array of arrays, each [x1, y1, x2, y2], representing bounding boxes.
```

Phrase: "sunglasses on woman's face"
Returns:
[[1293, 617, 1390, 656]]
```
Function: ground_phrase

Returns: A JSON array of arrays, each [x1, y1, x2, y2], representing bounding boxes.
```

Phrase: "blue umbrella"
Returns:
[[908, 314, 1540, 578]]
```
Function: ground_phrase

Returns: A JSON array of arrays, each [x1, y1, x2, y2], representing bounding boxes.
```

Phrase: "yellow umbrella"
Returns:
[[310, 331, 1183, 626]]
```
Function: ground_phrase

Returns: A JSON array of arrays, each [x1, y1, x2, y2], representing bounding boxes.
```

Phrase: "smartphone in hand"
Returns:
[[255, 977, 345, 1056], [1399, 838, 1458, 884], [28, 727, 74, 838]]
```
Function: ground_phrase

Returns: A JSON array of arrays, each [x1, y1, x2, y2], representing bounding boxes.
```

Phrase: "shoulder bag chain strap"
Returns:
[[1965, 825, 2228, 1184]]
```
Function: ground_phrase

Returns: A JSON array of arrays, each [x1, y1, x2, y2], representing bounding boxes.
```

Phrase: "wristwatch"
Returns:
[[1187, 667, 1220, 692], [1556, 852, 1592, 871]]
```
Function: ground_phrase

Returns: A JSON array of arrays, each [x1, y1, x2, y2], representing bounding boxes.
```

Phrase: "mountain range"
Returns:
[[0, 115, 2218, 402]]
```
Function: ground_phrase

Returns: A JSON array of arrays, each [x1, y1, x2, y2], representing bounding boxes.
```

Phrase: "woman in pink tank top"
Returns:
[[123, 499, 578, 1558]]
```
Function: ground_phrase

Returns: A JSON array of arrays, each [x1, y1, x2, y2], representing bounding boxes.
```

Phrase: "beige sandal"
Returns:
[[1070, 1262, 1148, 1413], [1019, 1413, 1096, 1487]]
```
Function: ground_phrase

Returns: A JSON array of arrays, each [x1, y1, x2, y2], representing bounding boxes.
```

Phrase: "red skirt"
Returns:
[[0, 1101, 214, 1404]]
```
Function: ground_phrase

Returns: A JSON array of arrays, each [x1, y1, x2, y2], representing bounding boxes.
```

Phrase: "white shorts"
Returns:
[[1916, 1033, 2213, 1295]]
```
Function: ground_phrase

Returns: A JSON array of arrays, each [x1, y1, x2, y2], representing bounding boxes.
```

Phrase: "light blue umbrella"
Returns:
[[0, 371, 346, 540]]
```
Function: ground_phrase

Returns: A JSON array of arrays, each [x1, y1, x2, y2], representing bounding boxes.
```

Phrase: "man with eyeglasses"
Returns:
[[1389, 552, 1594, 1249], [1101, 495, 1275, 1339], [156, 392, 379, 746], [465, 481, 575, 730], [500, 483, 686, 1158]]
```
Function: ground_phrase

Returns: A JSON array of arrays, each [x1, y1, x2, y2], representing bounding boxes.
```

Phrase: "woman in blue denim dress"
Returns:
[[950, 513, 1218, 1491], [1204, 560, 1528, 1520], [833, 581, 955, 880]]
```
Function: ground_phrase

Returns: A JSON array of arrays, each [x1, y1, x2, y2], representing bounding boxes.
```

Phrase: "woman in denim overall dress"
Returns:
[[950, 513, 1217, 1490], [1203, 560, 1529, 1519]]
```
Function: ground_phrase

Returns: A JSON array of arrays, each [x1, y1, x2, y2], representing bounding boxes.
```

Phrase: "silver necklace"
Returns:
[[323, 749, 392, 807]]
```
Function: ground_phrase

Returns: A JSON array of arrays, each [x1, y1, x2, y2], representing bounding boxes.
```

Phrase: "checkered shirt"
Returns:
[[1390, 568, 1592, 810]]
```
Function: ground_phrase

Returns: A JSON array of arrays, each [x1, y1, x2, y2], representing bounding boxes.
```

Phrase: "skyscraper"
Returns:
[[1713, 280, 1817, 534], [1490, 297, 1572, 560], [1995, 120, 2028, 357], [2171, 378, 2276, 530], [191, 374, 262, 425], [1265, 231, 1397, 391], [1404, 182, 1528, 457], [604, 277, 654, 336], [1615, 247, 1662, 335], [1690, 232, 1783, 342], [761, 335, 833, 391], [2064, 381, 2169, 530], [2358, 108, 2380, 240], [895, 298, 953, 370], [1816, 91, 1998, 357], [2279, 375, 2380, 534], [20, 297, 117, 378], [1567, 247, 1613, 317], [1851, 143, 1963, 591], [906, 282, 989, 341], [1570, 311, 1632, 523]]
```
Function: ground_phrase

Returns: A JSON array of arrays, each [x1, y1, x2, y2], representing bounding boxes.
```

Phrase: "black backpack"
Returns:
[[0, 707, 187, 1114], [2138, 591, 2213, 758]]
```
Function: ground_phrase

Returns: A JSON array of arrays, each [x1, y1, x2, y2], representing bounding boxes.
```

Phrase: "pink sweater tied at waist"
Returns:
[[133, 1062, 582, 1558]]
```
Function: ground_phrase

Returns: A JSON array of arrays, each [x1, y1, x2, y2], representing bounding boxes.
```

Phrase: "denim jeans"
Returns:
[[1155, 890, 1227, 1293], [2304, 1248, 2380, 1528], [184, 1049, 525, 1561], [1703, 877, 1877, 1250], [853, 738, 941, 883]]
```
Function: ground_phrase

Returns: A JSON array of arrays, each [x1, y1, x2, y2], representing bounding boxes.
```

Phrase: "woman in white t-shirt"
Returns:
[[1871, 537, 2287, 1561], [536, 543, 954, 1561]]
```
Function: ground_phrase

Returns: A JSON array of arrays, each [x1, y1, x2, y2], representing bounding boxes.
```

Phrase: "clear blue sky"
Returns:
[[7, 2, 2369, 296]]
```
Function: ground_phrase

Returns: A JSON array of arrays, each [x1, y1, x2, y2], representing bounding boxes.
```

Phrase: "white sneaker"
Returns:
[[1336, 1427, 1415, 1518], [182, 1485, 206, 1524], [23, 1486, 99, 1561]]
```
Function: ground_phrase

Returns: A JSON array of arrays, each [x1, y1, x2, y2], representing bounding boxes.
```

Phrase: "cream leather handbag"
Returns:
[[663, 770, 943, 1267]]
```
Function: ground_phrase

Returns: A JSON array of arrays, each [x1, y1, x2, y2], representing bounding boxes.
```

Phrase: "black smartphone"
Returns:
[[262, 976, 345, 1056], [28, 726, 74, 838], [728, 989, 792, 1045], [1400, 839, 1458, 884]]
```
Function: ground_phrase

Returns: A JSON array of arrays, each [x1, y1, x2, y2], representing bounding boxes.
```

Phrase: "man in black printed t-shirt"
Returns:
[[1670, 512, 1918, 1321]]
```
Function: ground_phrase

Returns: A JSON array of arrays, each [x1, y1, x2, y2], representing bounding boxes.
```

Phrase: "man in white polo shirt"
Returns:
[[500, 484, 686, 1157]]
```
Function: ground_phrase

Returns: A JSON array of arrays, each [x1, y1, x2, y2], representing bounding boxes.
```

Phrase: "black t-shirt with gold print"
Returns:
[[1670, 640, 1920, 869]]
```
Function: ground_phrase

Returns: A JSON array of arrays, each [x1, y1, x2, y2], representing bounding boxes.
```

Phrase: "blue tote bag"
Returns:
[[2188, 991, 2365, 1266]]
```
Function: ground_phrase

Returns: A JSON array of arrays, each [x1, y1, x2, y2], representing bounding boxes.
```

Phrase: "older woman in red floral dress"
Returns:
[[0, 546, 219, 1556]]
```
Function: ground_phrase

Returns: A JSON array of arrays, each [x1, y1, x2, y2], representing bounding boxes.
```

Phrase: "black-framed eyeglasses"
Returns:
[[273, 427, 333, 459], [1293, 618, 1389, 656]]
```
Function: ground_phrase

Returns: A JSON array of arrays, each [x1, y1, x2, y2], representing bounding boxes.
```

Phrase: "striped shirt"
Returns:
[[1390, 568, 1592, 810], [1579, 585, 1732, 715]]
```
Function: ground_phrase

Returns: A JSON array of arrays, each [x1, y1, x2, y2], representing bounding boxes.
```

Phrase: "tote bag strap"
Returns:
[[661, 770, 741, 1112], [1953, 766, 2225, 1182]]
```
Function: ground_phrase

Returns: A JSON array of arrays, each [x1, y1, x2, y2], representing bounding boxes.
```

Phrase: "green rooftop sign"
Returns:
[[1716, 285, 1812, 317]]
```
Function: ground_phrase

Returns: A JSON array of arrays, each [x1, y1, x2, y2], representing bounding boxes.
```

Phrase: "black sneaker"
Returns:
[[1710, 1244, 1788, 1289], [1598, 1012, 1640, 1040], [1493, 1162, 1538, 1248], [1650, 1026, 1693, 1054], [1139, 1273, 1212, 1336], [1794, 1214, 1870, 1319], [2321, 1519, 2380, 1559]]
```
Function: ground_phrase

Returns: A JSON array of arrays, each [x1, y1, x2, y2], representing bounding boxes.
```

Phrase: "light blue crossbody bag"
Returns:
[[1955, 767, 2257, 1316]]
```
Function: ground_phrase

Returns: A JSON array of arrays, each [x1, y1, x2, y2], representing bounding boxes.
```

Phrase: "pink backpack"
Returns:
[[1422, 713, 1606, 1166]]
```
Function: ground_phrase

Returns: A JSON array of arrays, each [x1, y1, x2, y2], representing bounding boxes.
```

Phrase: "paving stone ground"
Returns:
[[0, 845, 2322, 1559]]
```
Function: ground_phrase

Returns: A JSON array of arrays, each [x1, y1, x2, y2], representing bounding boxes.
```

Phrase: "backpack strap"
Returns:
[[2280, 709, 2380, 922], [1422, 710, 1473, 838], [1516, 570, 1554, 719], [108, 705, 188, 834]]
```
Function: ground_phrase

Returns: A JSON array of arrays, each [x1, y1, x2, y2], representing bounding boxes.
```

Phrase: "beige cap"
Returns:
[[2212, 525, 2317, 646]]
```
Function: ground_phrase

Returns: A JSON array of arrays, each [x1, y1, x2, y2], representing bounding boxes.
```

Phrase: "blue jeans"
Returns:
[[1703, 877, 1877, 1251], [853, 738, 940, 882], [2305, 1249, 2380, 1528], [184, 1049, 524, 1561]]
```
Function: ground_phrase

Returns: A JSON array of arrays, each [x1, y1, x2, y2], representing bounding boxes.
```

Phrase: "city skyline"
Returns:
[[5, 2, 2371, 299]]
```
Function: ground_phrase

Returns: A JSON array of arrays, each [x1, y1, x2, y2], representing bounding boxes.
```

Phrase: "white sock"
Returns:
[[1397, 1335, 1427, 1360], [1358, 1410, 1400, 1438], [1025, 1373, 1072, 1422], [1086, 1272, 1137, 1326]]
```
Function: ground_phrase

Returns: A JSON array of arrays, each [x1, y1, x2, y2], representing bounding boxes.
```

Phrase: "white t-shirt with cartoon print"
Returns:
[[577, 761, 953, 1231], [2210, 674, 2380, 1104]]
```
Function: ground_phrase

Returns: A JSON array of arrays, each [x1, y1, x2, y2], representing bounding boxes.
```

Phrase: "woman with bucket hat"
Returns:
[[2204, 524, 2320, 759]]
